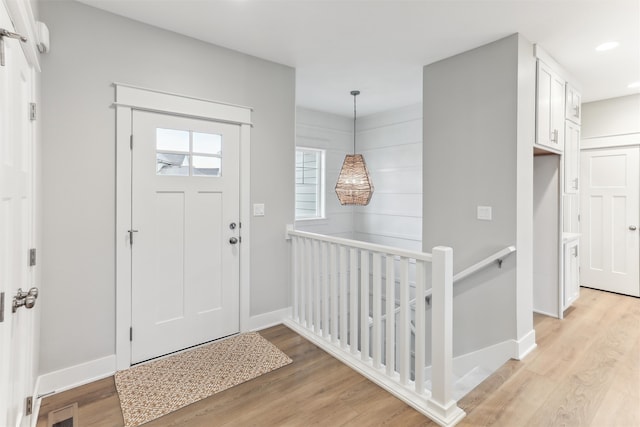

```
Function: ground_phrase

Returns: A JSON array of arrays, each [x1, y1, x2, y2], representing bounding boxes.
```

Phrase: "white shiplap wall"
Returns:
[[354, 104, 423, 251], [295, 107, 354, 238]]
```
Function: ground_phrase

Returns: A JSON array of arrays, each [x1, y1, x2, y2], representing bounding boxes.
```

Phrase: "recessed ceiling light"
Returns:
[[595, 41, 619, 51], [628, 81, 640, 89]]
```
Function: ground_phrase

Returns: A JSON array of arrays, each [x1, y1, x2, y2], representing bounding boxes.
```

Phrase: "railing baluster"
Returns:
[[372, 252, 382, 368], [360, 250, 370, 362], [415, 259, 426, 394], [292, 236, 299, 322], [306, 238, 313, 328], [331, 243, 338, 344], [385, 255, 395, 376], [350, 248, 359, 355], [322, 241, 329, 339], [299, 238, 306, 325], [399, 257, 410, 385], [340, 245, 348, 349], [314, 239, 321, 334]]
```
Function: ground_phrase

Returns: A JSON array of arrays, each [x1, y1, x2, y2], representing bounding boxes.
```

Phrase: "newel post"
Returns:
[[427, 246, 465, 425]]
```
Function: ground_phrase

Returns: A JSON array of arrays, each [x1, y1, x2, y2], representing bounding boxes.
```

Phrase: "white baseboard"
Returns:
[[247, 307, 291, 331], [422, 329, 537, 382], [36, 355, 116, 399], [533, 308, 560, 319], [513, 329, 537, 360], [450, 340, 515, 377]]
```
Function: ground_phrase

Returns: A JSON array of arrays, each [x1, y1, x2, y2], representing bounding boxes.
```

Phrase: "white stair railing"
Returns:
[[285, 230, 465, 426]]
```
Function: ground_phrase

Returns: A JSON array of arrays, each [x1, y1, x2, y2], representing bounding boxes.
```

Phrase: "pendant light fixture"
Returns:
[[335, 90, 374, 206]]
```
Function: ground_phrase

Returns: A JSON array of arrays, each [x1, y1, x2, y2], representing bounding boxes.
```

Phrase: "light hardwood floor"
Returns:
[[36, 287, 640, 426]]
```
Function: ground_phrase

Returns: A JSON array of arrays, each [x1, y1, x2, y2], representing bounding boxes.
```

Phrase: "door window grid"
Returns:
[[295, 147, 325, 220], [156, 128, 222, 177]]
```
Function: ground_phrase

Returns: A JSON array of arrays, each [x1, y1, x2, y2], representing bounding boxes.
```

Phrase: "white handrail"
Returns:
[[453, 245, 516, 283], [374, 245, 516, 330], [288, 229, 433, 262]]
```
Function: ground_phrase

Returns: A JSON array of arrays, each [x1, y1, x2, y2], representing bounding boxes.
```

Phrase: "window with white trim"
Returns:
[[295, 147, 325, 220]]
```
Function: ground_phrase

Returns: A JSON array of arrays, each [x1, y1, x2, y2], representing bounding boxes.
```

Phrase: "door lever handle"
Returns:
[[12, 287, 39, 313], [128, 229, 139, 245]]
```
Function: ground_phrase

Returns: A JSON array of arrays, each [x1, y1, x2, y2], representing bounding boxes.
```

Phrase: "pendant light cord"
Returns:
[[351, 90, 359, 154]]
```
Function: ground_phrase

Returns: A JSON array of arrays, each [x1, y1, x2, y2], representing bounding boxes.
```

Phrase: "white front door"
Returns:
[[580, 146, 640, 297], [131, 110, 240, 363], [0, 4, 37, 425]]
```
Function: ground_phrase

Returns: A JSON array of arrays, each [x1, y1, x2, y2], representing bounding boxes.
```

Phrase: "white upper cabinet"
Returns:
[[565, 84, 582, 124], [564, 120, 580, 193], [536, 60, 565, 152]]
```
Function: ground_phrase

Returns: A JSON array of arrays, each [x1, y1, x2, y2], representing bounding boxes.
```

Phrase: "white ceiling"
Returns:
[[76, 0, 640, 117]]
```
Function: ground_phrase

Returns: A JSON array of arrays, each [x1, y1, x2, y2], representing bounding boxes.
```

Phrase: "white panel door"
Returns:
[[580, 147, 640, 297], [131, 111, 240, 363], [0, 5, 37, 425]]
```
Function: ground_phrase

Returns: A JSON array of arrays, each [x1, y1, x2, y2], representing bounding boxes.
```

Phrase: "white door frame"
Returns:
[[114, 83, 252, 370]]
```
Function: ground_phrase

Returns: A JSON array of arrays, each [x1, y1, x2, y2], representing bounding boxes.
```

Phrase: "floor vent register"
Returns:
[[47, 402, 78, 427]]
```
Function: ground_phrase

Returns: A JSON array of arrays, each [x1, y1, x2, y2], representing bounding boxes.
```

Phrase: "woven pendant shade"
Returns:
[[335, 154, 374, 206]]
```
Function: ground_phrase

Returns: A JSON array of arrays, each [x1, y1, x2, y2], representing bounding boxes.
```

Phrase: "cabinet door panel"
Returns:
[[536, 60, 565, 152], [564, 121, 580, 193], [565, 84, 581, 124], [563, 240, 580, 309]]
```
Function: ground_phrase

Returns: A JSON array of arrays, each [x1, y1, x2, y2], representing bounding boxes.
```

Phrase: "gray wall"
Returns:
[[581, 94, 640, 139], [39, 1, 294, 374], [423, 34, 534, 355]]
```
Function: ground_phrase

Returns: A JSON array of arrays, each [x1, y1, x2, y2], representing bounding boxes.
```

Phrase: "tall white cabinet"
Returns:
[[533, 46, 582, 318]]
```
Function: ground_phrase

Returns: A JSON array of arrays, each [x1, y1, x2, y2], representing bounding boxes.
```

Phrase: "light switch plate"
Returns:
[[253, 203, 265, 217], [477, 205, 492, 221]]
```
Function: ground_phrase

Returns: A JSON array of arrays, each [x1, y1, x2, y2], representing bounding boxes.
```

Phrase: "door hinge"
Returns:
[[130, 327, 133, 341], [29, 248, 36, 267], [25, 396, 33, 416], [0, 292, 4, 323], [29, 103, 36, 121], [130, 134, 133, 150]]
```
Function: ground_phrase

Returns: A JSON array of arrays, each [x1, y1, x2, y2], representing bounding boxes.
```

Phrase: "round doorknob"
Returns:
[[229, 237, 238, 244], [630, 225, 637, 231]]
